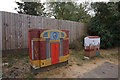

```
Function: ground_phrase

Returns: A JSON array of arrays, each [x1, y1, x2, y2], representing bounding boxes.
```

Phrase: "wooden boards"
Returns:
[[1, 11, 88, 50]]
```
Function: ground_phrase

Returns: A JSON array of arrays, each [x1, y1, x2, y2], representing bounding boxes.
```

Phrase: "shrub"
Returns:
[[88, 2, 120, 49]]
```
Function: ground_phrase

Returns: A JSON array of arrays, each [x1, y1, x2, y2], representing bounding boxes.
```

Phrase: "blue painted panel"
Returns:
[[46, 38, 50, 59], [43, 32, 48, 37], [31, 40, 34, 60], [60, 38, 63, 56], [50, 44, 52, 64], [61, 32, 65, 37], [96, 52, 99, 55], [50, 31, 59, 40]]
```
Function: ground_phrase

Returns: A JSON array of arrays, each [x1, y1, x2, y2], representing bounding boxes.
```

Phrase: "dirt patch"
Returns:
[[2, 47, 118, 78]]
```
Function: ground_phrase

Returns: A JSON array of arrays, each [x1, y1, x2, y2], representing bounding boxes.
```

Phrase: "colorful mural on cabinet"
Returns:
[[29, 29, 69, 69], [84, 36, 100, 58]]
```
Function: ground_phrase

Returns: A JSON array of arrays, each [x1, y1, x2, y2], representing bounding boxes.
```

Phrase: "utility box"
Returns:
[[84, 36, 100, 58], [29, 29, 69, 69]]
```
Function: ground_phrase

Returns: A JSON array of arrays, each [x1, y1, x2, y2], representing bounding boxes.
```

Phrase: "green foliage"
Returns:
[[76, 63, 82, 66], [15, 2, 47, 16], [88, 2, 120, 49], [98, 55, 104, 59], [7, 64, 13, 68], [69, 33, 88, 50], [110, 53, 118, 58], [69, 63, 72, 66], [47, 2, 91, 23]]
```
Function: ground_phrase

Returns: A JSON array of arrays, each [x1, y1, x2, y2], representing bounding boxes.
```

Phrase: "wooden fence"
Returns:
[[0, 11, 88, 51]]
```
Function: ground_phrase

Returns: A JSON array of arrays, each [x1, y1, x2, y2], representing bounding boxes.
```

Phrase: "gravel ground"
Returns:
[[80, 62, 119, 78]]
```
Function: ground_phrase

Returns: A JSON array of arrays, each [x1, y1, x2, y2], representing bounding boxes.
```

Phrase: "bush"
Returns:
[[88, 2, 120, 49]]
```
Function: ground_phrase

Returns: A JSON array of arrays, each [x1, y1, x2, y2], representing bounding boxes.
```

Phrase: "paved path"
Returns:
[[80, 62, 118, 78]]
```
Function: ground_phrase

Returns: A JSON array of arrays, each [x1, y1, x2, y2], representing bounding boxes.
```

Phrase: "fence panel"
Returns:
[[1, 11, 88, 50]]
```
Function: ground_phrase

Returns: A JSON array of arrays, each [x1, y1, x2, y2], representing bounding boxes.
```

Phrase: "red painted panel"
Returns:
[[28, 31, 32, 60], [61, 30, 69, 38], [33, 41, 40, 60], [56, 44, 60, 62], [40, 41, 46, 60], [40, 29, 48, 38], [63, 40, 69, 56], [29, 30, 40, 60], [51, 43, 59, 64]]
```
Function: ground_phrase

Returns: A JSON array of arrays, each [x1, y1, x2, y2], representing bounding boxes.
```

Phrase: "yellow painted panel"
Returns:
[[46, 58, 51, 66], [40, 58, 52, 67], [40, 38, 46, 41], [40, 59, 46, 67], [40, 29, 67, 38], [33, 38, 40, 41], [30, 55, 69, 69], [30, 59, 40, 69], [33, 38, 46, 41], [50, 40, 60, 43], [60, 54, 69, 63], [63, 38, 69, 40]]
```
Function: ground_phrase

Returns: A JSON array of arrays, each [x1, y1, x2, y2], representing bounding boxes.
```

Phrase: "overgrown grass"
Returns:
[[70, 51, 84, 60]]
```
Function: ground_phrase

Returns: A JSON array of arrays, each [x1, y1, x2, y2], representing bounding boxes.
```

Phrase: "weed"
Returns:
[[7, 64, 12, 68], [26, 57, 29, 63], [69, 63, 72, 66], [23, 62, 26, 65], [0, 74, 2, 78], [110, 53, 118, 57], [98, 55, 104, 59], [76, 63, 82, 66], [118, 57, 120, 60], [107, 56, 111, 59], [109, 59, 112, 61]]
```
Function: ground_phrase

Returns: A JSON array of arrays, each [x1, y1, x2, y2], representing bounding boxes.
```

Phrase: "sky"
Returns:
[[0, 0, 110, 13], [0, 0, 20, 13]]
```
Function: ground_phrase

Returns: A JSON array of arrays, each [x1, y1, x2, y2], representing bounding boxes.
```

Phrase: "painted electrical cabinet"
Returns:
[[29, 29, 69, 69], [84, 36, 100, 58]]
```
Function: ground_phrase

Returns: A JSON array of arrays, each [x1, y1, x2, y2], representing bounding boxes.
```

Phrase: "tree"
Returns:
[[88, 2, 120, 49], [46, 2, 91, 23], [15, 2, 46, 16]]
